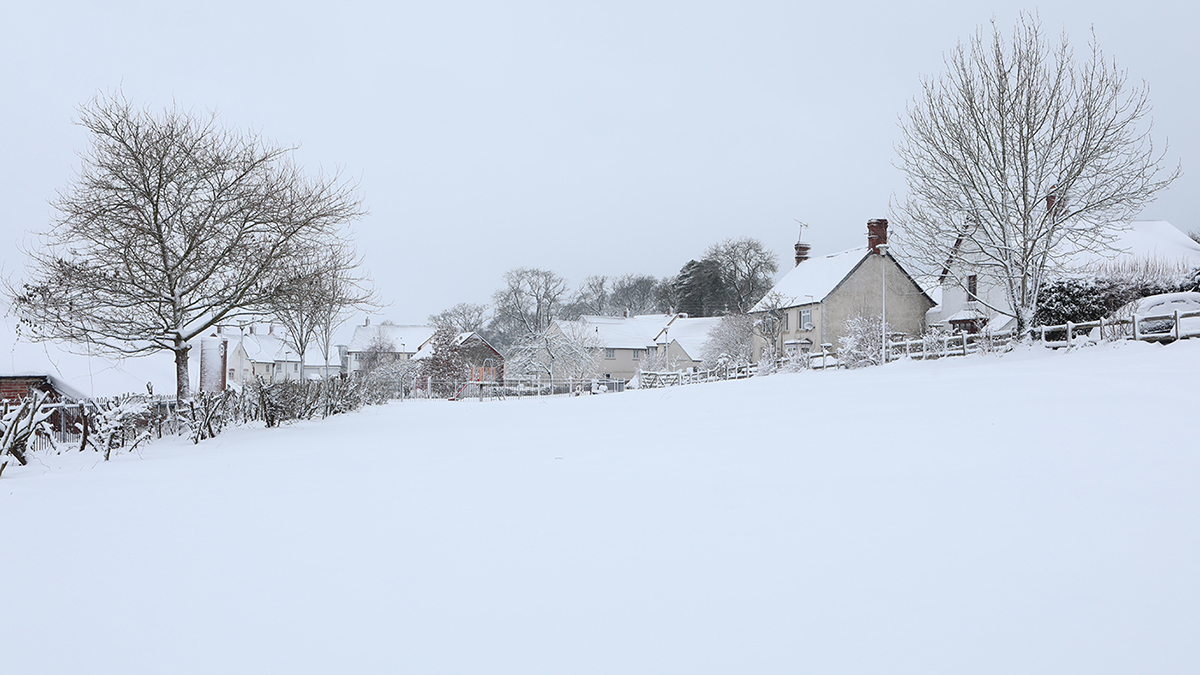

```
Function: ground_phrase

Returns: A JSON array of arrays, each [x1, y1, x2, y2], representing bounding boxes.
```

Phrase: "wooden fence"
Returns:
[[888, 307, 1200, 360]]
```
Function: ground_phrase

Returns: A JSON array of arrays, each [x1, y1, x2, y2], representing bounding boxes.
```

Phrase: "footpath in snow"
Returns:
[[3, 339, 1198, 674]]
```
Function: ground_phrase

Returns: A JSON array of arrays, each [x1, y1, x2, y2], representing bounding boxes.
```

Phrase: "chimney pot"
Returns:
[[794, 241, 811, 266], [867, 218, 889, 255]]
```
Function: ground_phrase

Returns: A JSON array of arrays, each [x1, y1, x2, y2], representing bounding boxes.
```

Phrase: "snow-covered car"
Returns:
[[1122, 292, 1200, 335]]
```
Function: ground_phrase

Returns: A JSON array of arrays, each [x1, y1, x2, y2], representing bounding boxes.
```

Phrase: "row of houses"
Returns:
[[195, 320, 506, 391], [7, 216, 1197, 401], [557, 217, 1200, 377]]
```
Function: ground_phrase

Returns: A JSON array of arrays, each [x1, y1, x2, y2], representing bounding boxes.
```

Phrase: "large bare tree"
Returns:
[[10, 94, 363, 398], [609, 274, 665, 316], [895, 15, 1178, 332], [703, 237, 778, 314], [488, 267, 568, 351], [428, 302, 489, 334]]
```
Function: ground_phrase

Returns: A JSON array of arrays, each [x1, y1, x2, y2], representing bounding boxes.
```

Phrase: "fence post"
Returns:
[[1175, 309, 1181, 341], [1066, 321, 1073, 349], [1132, 314, 1140, 340], [1099, 316, 1105, 342]]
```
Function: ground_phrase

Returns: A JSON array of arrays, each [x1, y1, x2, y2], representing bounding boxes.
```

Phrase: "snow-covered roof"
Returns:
[[236, 333, 288, 362], [1062, 221, 1200, 272], [0, 312, 176, 398], [564, 314, 675, 350], [751, 247, 869, 312], [944, 307, 988, 323], [347, 324, 435, 354], [654, 316, 723, 360], [230, 332, 335, 367]]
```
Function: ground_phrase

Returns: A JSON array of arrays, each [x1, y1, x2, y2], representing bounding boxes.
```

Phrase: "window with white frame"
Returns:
[[605, 348, 615, 359], [800, 308, 812, 330]]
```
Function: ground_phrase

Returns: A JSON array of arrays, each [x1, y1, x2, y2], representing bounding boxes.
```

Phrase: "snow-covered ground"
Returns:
[[3, 340, 1198, 674]]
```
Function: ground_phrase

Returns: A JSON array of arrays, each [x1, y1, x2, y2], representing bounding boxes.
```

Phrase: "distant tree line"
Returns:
[[429, 236, 779, 354]]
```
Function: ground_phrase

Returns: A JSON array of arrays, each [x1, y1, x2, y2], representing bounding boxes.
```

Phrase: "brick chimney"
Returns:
[[867, 218, 888, 254], [794, 241, 811, 266], [1046, 184, 1064, 218]]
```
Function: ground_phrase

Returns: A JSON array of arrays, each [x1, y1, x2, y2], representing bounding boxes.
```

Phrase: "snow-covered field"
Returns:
[[4, 340, 1198, 674]]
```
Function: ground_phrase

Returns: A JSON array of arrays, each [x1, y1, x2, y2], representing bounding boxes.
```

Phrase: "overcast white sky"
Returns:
[[2, 1, 1197, 325]]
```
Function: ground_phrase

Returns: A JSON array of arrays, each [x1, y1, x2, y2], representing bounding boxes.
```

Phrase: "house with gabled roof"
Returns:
[[751, 219, 936, 362], [344, 320, 437, 377], [413, 330, 505, 382], [575, 313, 670, 380], [651, 316, 724, 372], [216, 324, 341, 387], [934, 220, 1200, 334], [545, 314, 674, 381]]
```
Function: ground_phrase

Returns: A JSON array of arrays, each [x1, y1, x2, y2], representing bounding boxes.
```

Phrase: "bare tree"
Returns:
[[703, 237, 779, 314], [311, 266, 375, 379], [561, 275, 611, 320], [428, 302, 489, 334], [358, 332, 397, 376], [506, 321, 602, 382], [271, 243, 375, 378], [895, 15, 1178, 332], [700, 314, 755, 367], [488, 267, 569, 351], [9, 93, 363, 398], [610, 274, 666, 316], [749, 291, 789, 363]]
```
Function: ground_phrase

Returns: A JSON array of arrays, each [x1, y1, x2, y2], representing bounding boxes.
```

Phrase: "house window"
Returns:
[[293, 363, 298, 372], [782, 312, 789, 332], [605, 349, 615, 359], [633, 349, 640, 360], [800, 309, 812, 330], [967, 275, 978, 299], [228, 369, 235, 381]]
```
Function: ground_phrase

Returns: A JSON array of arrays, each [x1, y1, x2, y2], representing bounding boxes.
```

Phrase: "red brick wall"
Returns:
[[0, 377, 62, 403]]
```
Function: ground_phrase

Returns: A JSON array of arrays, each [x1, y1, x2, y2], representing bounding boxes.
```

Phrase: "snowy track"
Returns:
[[3, 340, 1198, 674]]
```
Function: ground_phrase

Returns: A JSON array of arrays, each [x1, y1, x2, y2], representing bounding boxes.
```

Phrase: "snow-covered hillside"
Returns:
[[4, 340, 1198, 674]]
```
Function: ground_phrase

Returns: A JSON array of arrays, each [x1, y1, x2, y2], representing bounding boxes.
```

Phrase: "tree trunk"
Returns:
[[174, 341, 191, 400]]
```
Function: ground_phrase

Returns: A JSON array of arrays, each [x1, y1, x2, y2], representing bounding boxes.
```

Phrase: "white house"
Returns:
[[550, 314, 674, 381], [344, 321, 436, 377], [217, 324, 342, 388], [934, 220, 1200, 333], [650, 316, 725, 372]]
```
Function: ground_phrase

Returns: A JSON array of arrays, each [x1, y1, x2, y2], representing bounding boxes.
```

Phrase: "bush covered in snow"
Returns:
[[0, 391, 55, 472], [1035, 259, 1199, 327], [838, 315, 889, 369], [700, 314, 755, 368]]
